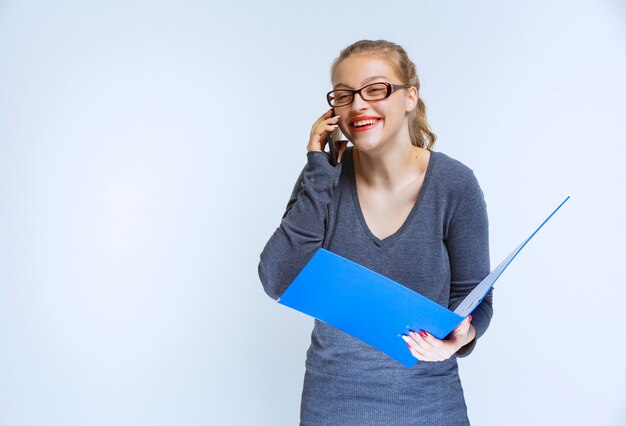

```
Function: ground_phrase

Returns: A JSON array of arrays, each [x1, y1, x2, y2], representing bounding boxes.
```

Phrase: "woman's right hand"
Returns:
[[307, 108, 348, 163]]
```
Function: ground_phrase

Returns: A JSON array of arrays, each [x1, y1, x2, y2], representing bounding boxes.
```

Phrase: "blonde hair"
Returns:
[[330, 40, 436, 150]]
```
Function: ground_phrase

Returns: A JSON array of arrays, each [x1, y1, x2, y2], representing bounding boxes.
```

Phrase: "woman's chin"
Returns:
[[351, 138, 384, 154]]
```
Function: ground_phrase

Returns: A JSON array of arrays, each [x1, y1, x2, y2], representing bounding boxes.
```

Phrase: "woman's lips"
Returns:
[[351, 118, 381, 132]]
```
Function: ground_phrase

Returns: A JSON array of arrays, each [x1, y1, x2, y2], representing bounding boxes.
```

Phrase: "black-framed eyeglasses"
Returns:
[[326, 82, 414, 107]]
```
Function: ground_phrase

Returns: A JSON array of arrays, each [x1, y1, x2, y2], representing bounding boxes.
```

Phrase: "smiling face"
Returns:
[[331, 54, 417, 154]]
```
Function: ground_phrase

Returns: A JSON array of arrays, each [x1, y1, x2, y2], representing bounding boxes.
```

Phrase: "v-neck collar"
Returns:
[[346, 146, 436, 247]]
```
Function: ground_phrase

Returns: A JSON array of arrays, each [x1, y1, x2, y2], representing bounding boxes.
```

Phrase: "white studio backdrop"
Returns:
[[1, 0, 625, 425]]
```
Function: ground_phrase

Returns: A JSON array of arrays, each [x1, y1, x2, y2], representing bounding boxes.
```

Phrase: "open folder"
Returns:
[[278, 196, 570, 368]]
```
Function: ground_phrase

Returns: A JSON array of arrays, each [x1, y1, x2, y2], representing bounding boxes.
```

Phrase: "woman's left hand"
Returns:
[[402, 316, 475, 362]]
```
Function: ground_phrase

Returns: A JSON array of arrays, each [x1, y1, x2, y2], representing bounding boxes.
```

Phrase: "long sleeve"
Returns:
[[258, 151, 342, 300], [445, 171, 493, 357]]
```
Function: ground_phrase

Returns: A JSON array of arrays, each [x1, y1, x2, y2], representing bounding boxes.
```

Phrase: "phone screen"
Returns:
[[329, 132, 345, 166], [327, 108, 342, 165]]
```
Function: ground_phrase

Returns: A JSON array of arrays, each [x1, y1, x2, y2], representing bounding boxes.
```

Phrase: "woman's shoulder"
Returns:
[[428, 151, 486, 220], [429, 150, 480, 189]]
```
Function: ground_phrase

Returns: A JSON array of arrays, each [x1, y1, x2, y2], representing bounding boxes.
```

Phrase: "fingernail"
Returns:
[[401, 335, 412, 346], [419, 330, 428, 338]]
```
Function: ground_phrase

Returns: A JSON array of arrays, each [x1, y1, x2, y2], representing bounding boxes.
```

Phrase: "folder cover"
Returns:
[[278, 196, 569, 367]]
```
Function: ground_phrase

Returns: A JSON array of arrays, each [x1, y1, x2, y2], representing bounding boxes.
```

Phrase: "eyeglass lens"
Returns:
[[330, 83, 389, 107]]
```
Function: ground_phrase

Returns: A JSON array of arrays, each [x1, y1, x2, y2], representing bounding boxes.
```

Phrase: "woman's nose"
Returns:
[[350, 92, 369, 111]]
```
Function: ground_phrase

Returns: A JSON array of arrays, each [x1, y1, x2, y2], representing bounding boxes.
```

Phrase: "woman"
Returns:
[[258, 39, 492, 425]]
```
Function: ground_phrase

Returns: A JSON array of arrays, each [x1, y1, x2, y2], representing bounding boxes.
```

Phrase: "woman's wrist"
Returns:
[[455, 325, 477, 357], [464, 324, 476, 347]]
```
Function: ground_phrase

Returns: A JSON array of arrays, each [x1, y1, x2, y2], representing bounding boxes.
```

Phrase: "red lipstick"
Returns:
[[350, 116, 382, 132]]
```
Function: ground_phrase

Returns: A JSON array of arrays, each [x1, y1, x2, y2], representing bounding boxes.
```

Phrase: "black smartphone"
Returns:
[[327, 108, 341, 166]]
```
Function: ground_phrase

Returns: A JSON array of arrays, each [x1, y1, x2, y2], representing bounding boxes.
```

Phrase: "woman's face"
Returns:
[[332, 54, 417, 153]]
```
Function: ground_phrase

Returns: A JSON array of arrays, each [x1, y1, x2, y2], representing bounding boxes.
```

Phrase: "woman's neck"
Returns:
[[353, 142, 428, 191]]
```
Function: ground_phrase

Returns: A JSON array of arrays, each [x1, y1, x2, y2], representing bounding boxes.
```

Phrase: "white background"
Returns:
[[1, 0, 625, 424]]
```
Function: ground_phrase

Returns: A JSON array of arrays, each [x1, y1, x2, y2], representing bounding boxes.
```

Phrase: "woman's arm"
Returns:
[[404, 170, 492, 361], [257, 151, 342, 300], [258, 109, 347, 300], [445, 171, 492, 356]]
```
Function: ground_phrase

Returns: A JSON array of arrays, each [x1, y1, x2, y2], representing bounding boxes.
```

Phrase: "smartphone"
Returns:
[[327, 108, 342, 166]]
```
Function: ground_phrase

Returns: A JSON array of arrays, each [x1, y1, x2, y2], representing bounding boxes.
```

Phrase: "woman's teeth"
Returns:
[[353, 119, 378, 127]]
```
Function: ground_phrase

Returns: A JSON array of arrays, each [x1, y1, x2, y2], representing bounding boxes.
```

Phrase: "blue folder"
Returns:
[[278, 196, 569, 367]]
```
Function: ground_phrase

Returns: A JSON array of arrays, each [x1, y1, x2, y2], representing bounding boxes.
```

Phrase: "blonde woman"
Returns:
[[258, 39, 492, 425]]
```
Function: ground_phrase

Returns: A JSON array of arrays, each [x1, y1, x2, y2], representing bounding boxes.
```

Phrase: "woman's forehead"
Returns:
[[332, 55, 399, 89]]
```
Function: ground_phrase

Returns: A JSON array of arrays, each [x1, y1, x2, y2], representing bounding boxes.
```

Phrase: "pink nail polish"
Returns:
[[419, 330, 428, 338]]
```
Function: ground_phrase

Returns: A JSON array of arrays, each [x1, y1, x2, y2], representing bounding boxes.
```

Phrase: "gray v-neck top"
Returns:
[[258, 147, 492, 425]]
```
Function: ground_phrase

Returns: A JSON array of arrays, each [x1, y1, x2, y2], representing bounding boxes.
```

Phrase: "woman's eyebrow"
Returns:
[[333, 75, 389, 89]]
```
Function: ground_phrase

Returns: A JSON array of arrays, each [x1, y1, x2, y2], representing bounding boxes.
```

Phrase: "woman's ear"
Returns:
[[405, 87, 419, 113]]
